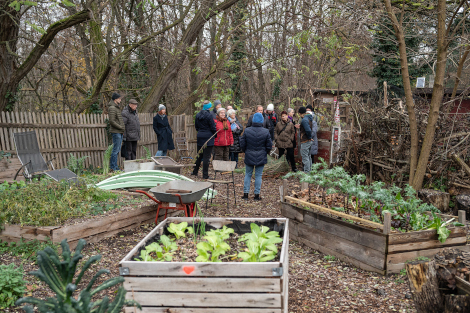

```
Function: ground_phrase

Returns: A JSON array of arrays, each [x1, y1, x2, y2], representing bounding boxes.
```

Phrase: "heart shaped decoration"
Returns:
[[183, 266, 195, 275]]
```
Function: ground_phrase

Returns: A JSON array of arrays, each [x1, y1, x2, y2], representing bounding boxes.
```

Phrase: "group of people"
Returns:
[[106, 92, 318, 200], [191, 100, 319, 200], [107, 93, 175, 172]]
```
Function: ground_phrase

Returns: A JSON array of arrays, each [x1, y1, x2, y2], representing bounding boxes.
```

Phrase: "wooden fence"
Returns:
[[0, 112, 196, 172]]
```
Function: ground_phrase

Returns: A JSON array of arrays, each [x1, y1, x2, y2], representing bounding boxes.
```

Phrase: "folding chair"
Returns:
[[207, 160, 237, 209], [13, 131, 78, 183], [175, 132, 192, 161]]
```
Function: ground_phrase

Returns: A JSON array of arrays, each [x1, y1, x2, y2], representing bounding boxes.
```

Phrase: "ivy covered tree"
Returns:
[[370, 17, 430, 97]]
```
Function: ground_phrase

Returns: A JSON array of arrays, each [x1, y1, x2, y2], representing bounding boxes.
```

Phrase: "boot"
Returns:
[[254, 194, 262, 201], [242, 193, 249, 200]]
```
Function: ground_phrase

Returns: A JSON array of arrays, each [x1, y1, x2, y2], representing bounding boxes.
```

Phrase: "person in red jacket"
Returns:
[[214, 107, 234, 160]]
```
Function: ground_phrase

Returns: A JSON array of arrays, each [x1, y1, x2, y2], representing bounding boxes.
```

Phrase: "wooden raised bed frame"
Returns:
[[120, 217, 289, 313], [279, 180, 467, 275], [0, 191, 178, 249]]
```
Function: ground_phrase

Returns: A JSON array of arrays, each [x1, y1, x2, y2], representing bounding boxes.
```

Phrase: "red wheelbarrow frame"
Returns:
[[135, 190, 196, 223]]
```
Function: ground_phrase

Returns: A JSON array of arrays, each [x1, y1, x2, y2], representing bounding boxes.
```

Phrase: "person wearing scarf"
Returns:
[[192, 101, 217, 179], [213, 107, 233, 161]]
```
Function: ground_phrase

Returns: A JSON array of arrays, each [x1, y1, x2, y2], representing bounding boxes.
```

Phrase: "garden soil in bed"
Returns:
[[2, 164, 425, 312]]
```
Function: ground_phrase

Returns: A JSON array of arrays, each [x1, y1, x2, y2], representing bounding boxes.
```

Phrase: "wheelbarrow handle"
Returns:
[[135, 190, 162, 204]]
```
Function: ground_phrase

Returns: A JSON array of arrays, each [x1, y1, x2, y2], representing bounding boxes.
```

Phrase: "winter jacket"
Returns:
[[266, 111, 278, 131], [300, 114, 318, 153], [229, 119, 243, 153], [274, 119, 295, 149], [122, 106, 141, 141], [210, 107, 218, 120], [214, 118, 234, 146], [108, 100, 125, 134], [195, 109, 217, 147], [246, 113, 272, 135], [153, 114, 175, 151], [240, 122, 272, 167]]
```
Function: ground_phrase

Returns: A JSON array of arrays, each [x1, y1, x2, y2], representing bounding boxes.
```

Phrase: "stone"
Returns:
[[418, 189, 450, 212]]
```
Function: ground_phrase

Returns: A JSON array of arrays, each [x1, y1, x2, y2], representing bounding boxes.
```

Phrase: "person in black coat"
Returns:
[[153, 104, 175, 156], [246, 105, 273, 140], [227, 109, 243, 168], [122, 99, 141, 160], [210, 99, 222, 120], [240, 113, 272, 201], [192, 101, 217, 179]]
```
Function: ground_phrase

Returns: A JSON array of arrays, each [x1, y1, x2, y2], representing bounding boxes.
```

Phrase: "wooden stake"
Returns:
[[301, 181, 309, 191], [369, 142, 373, 184], [282, 179, 288, 202], [406, 259, 443, 313], [383, 212, 391, 235], [458, 210, 466, 224]]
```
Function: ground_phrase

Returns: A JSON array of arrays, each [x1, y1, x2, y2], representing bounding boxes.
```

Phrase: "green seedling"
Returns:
[[136, 241, 174, 262], [159, 235, 177, 253], [196, 229, 233, 262], [167, 222, 194, 239]]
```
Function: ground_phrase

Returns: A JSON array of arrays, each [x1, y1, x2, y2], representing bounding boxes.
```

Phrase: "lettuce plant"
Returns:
[[196, 227, 234, 262], [136, 238, 176, 262], [168, 222, 194, 239], [238, 223, 283, 262]]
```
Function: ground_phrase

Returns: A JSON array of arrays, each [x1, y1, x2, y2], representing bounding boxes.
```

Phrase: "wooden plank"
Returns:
[[281, 228, 289, 313], [388, 236, 467, 253], [280, 202, 304, 222], [386, 248, 447, 273], [125, 292, 282, 308], [284, 196, 384, 230], [290, 231, 385, 275], [301, 207, 387, 253], [388, 227, 467, 245], [456, 277, 470, 295], [0, 225, 55, 242], [124, 308, 282, 313], [0, 122, 106, 128], [123, 277, 281, 292], [295, 220, 385, 269], [52, 205, 159, 242]]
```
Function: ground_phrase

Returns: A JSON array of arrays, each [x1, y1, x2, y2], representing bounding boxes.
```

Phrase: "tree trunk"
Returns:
[[140, 0, 239, 112], [445, 295, 470, 313], [450, 44, 470, 101], [383, 0, 419, 184], [411, 0, 447, 190], [406, 259, 444, 313]]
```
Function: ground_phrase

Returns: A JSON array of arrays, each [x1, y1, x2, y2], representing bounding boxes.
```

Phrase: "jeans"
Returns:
[[110, 133, 123, 171], [300, 140, 313, 173], [244, 164, 265, 194], [278, 147, 296, 171], [230, 152, 239, 167], [193, 145, 213, 179], [125, 141, 137, 160], [156, 150, 167, 156]]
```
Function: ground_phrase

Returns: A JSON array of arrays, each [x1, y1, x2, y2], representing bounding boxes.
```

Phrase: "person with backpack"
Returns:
[[274, 111, 297, 172], [298, 106, 318, 173]]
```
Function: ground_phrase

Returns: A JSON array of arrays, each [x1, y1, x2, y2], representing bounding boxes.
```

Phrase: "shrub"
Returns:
[[0, 264, 26, 309]]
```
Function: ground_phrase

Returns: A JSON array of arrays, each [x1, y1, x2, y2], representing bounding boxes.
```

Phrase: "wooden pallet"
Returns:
[[0, 204, 180, 249], [120, 217, 289, 313], [279, 182, 467, 275]]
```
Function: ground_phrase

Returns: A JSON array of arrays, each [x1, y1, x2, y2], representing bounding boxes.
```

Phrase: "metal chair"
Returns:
[[207, 160, 237, 209], [13, 131, 78, 182], [175, 132, 192, 161]]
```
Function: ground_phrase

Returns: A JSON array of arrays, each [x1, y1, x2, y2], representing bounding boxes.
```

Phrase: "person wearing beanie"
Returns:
[[305, 104, 319, 162], [153, 103, 175, 156], [298, 106, 318, 173], [265, 103, 278, 140], [193, 100, 217, 179], [122, 99, 141, 160], [240, 112, 272, 201], [227, 109, 243, 167], [213, 107, 233, 161], [108, 92, 125, 171], [246, 105, 272, 137], [211, 99, 222, 120], [274, 111, 297, 172]]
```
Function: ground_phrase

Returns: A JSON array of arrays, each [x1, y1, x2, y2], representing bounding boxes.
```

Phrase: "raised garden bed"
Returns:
[[279, 181, 467, 275], [119, 217, 289, 313]]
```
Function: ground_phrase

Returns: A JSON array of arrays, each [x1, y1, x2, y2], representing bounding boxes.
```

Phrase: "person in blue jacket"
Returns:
[[192, 101, 217, 179], [298, 106, 318, 173], [153, 104, 175, 156], [240, 112, 272, 201]]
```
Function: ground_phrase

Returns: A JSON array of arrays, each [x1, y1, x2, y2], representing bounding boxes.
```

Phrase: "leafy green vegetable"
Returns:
[[426, 213, 451, 243], [168, 222, 194, 239], [238, 223, 283, 262], [195, 227, 234, 262], [136, 239, 175, 262]]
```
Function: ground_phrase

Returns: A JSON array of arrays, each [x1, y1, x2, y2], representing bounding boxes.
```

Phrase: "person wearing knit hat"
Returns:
[[213, 107, 233, 161], [227, 109, 243, 167], [265, 103, 277, 140], [211, 99, 222, 120], [153, 103, 175, 156], [193, 100, 217, 179], [108, 92, 125, 171], [240, 112, 272, 201], [298, 106, 317, 173], [122, 99, 141, 160]]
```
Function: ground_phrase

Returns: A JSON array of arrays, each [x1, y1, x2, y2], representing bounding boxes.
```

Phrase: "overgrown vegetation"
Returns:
[[66, 153, 89, 175], [0, 264, 26, 309], [0, 239, 58, 261], [0, 180, 121, 227]]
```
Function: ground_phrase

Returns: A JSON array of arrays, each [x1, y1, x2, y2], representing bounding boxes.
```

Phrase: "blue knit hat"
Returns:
[[203, 102, 212, 110], [253, 112, 264, 124]]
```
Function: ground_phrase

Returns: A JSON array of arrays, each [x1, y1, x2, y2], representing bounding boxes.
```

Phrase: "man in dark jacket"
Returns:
[[108, 92, 125, 171], [240, 112, 272, 201], [122, 99, 140, 160], [153, 104, 175, 156], [246, 105, 273, 138], [210, 99, 222, 120], [192, 101, 217, 179], [298, 106, 318, 173]]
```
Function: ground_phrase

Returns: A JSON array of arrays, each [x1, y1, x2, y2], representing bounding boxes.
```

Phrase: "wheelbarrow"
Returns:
[[135, 180, 213, 223]]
